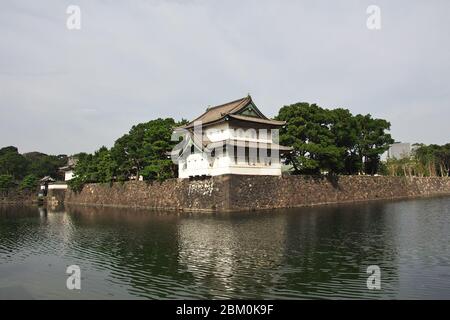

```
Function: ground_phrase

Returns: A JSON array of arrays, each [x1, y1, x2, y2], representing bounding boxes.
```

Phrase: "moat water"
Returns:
[[1, 196, 450, 299]]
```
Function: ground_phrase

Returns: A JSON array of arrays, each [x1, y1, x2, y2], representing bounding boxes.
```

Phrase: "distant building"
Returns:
[[387, 142, 411, 159], [59, 156, 78, 181], [39, 176, 56, 196], [173, 95, 292, 178]]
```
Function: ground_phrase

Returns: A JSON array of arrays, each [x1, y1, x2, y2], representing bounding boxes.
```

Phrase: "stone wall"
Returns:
[[0, 189, 36, 205], [47, 188, 67, 206], [64, 175, 450, 212], [227, 175, 450, 211], [65, 177, 230, 212]]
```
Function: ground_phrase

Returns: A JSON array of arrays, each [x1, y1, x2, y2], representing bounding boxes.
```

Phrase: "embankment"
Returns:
[[64, 175, 450, 212], [0, 189, 36, 205]]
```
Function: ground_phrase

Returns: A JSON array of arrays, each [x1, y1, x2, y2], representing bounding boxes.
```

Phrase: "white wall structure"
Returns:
[[59, 156, 78, 182], [64, 170, 74, 181], [48, 183, 68, 190], [174, 96, 291, 179], [387, 142, 412, 159]]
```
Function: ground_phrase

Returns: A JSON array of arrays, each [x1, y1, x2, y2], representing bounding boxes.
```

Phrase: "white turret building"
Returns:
[[173, 96, 291, 179], [59, 156, 78, 181]]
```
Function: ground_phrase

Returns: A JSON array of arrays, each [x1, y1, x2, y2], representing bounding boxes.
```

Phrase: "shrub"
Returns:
[[0, 174, 15, 193], [20, 174, 39, 191], [68, 176, 86, 193]]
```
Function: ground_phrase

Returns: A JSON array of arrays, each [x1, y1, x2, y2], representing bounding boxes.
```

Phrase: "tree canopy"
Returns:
[[0, 174, 15, 194], [68, 118, 185, 192], [0, 146, 67, 181], [386, 143, 450, 177], [276, 102, 394, 175], [0, 146, 29, 179]]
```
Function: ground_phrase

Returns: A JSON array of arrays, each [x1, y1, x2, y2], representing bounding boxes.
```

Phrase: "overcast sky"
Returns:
[[1, 0, 449, 155]]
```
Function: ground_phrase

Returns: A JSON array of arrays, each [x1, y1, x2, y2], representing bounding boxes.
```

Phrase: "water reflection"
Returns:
[[177, 214, 288, 298], [1, 196, 450, 299]]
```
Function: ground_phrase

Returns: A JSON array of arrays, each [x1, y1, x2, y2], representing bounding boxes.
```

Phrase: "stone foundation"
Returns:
[[0, 189, 36, 205], [65, 177, 229, 212], [47, 188, 67, 207], [64, 175, 450, 212]]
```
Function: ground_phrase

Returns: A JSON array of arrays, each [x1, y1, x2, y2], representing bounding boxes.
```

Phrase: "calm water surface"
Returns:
[[1, 197, 450, 299]]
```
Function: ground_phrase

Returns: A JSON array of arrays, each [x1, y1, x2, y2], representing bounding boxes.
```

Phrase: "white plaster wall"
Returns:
[[179, 152, 282, 178], [204, 123, 230, 142], [178, 123, 282, 178], [229, 127, 273, 143], [48, 184, 68, 190], [65, 170, 74, 181], [203, 123, 275, 144], [212, 152, 231, 169], [179, 153, 210, 178], [209, 165, 281, 176]]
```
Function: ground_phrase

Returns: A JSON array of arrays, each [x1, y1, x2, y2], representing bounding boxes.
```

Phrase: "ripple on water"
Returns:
[[1, 197, 450, 299]]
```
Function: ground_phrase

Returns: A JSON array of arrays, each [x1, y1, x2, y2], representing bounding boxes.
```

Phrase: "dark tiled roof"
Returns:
[[228, 114, 286, 126], [40, 176, 56, 183], [179, 96, 284, 129]]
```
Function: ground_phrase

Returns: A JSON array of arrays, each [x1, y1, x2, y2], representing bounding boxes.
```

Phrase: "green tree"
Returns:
[[0, 174, 15, 194], [95, 147, 116, 183], [330, 108, 360, 174], [111, 118, 179, 181], [276, 103, 344, 174], [276, 103, 393, 175], [20, 174, 39, 191], [141, 159, 174, 181], [0, 146, 29, 179], [435, 143, 450, 176], [354, 115, 394, 175], [68, 148, 116, 192], [69, 118, 181, 191], [24, 152, 67, 179], [383, 143, 450, 177], [413, 143, 450, 177], [0, 147, 68, 181]]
